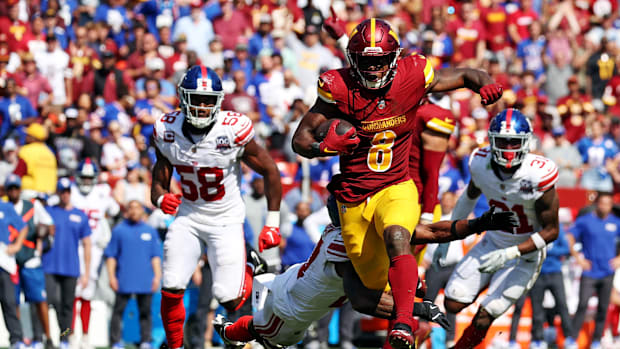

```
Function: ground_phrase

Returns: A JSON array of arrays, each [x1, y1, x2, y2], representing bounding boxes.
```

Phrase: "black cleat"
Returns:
[[246, 243, 268, 275], [213, 315, 246, 349]]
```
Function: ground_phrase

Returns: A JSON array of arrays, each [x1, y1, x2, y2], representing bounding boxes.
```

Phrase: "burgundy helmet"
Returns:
[[346, 18, 402, 89]]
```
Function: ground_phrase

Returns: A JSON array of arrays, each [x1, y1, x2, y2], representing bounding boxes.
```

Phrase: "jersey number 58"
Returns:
[[175, 165, 225, 202]]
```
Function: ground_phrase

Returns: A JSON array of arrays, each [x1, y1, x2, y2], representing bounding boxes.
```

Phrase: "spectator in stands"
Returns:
[[42, 9, 68, 50], [222, 70, 258, 120], [577, 119, 618, 191], [135, 57, 176, 106], [134, 77, 173, 145], [544, 126, 582, 187], [84, 50, 134, 104], [126, 33, 160, 79], [66, 25, 99, 106], [568, 192, 620, 349], [0, 77, 37, 142], [44, 178, 92, 349], [280, 201, 313, 269], [543, 49, 573, 105], [0, 139, 20, 186], [5, 174, 55, 349], [105, 200, 161, 349], [248, 14, 274, 58], [101, 120, 139, 181], [172, 1, 214, 58], [447, 1, 485, 65], [516, 21, 545, 81], [508, 0, 538, 43], [212, 0, 252, 52], [557, 76, 596, 143], [14, 52, 53, 113], [0, 3, 31, 53], [113, 164, 151, 209], [34, 33, 69, 109], [586, 37, 617, 102], [17, 124, 57, 197]]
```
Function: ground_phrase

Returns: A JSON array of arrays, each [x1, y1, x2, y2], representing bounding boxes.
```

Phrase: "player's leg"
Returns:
[[375, 181, 421, 348], [161, 217, 204, 349], [204, 224, 250, 312], [455, 247, 545, 349], [76, 245, 103, 349]]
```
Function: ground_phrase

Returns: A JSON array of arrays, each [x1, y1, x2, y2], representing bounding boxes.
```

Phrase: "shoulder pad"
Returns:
[[153, 110, 183, 147], [525, 155, 558, 192], [218, 111, 255, 147], [317, 70, 342, 105], [403, 53, 435, 88], [417, 104, 455, 135]]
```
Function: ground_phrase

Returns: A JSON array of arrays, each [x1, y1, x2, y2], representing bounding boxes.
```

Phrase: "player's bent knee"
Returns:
[[472, 309, 494, 330], [383, 225, 412, 256]]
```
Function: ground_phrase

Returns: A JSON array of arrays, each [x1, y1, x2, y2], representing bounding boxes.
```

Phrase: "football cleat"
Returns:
[[213, 315, 246, 349], [389, 323, 415, 349], [246, 243, 268, 275]]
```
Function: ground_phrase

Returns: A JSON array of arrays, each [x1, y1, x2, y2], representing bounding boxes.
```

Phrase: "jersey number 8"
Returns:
[[175, 165, 225, 202], [367, 130, 396, 172]]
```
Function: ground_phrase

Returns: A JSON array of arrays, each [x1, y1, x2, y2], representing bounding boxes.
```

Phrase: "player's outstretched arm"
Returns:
[[450, 180, 482, 220], [241, 139, 282, 212], [151, 147, 181, 214], [427, 68, 502, 105], [411, 207, 518, 244], [518, 187, 560, 255]]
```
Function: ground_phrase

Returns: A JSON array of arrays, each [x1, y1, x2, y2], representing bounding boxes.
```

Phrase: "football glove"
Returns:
[[320, 120, 360, 154], [479, 246, 521, 273], [413, 300, 451, 331], [468, 205, 519, 233], [159, 193, 182, 215], [323, 7, 347, 40], [258, 226, 281, 252], [479, 83, 503, 105]]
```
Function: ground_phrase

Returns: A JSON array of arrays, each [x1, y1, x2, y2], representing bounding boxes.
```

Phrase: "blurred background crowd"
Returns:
[[1, 0, 620, 348]]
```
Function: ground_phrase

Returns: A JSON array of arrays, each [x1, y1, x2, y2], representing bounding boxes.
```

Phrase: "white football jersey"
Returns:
[[71, 183, 120, 246], [153, 110, 254, 225], [270, 224, 350, 324], [469, 147, 558, 247]]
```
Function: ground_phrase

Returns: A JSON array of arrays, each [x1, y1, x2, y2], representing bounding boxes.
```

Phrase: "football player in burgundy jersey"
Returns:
[[293, 17, 502, 349]]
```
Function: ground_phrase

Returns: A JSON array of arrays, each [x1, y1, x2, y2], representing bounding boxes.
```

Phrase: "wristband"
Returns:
[[266, 211, 280, 227], [420, 212, 434, 224], [156, 195, 164, 208], [311, 142, 323, 157], [530, 232, 546, 250], [450, 221, 459, 239]]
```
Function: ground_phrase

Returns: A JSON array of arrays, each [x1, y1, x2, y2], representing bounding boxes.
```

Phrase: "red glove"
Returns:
[[319, 120, 360, 155], [323, 7, 347, 40], [159, 193, 182, 214], [479, 83, 503, 105], [258, 226, 281, 252]]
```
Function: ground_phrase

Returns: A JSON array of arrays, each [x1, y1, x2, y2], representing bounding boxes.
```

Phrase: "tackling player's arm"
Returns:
[[242, 139, 283, 251], [427, 68, 502, 105], [151, 147, 181, 214]]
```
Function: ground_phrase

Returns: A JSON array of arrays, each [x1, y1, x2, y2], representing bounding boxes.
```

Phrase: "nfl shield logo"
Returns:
[[216, 135, 231, 150]]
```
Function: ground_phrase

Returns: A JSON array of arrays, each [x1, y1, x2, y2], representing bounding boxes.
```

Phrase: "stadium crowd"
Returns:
[[0, 0, 619, 348]]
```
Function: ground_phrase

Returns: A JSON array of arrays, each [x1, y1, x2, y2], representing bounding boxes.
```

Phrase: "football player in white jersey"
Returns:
[[151, 65, 282, 349], [213, 198, 517, 349], [71, 158, 120, 349], [439, 108, 560, 349]]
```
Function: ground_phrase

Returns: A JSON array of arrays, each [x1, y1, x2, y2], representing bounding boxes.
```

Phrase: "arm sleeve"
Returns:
[[420, 149, 445, 214]]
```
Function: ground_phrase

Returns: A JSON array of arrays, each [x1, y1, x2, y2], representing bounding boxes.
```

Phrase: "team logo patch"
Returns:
[[216, 135, 231, 150], [378, 100, 386, 110], [519, 179, 534, 194]]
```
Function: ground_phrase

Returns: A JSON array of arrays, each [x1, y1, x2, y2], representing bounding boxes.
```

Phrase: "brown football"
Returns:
[[314, 118, 356, 141]]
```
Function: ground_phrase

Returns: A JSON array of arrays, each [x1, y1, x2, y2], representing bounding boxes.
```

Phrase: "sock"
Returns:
[[388, 254, 418, 329], [224, 315, 254, 342], [233, 265, 254, 311], [71, 298, 79, 331], [161, 291, 186, 349], [454, 324, 488, 349], [608, 304, 620, 337], [80, 299, 91, 334]]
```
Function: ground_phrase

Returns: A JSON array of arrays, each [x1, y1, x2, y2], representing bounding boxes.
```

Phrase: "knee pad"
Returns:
[[484, 285, 525, 318]]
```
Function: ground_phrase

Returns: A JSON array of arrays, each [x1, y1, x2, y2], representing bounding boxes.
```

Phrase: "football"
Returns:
[[314, 118, 356, 141]]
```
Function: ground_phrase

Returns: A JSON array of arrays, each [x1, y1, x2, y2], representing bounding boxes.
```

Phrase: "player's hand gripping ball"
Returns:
[[315, 119, 359, 155]]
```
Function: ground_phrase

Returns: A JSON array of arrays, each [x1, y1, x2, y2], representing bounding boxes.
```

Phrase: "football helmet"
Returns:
[[178, 65, 224, 128], [488, 108, 532, 169], [346, 18, 402, 89], [76, 158, 98, 195]]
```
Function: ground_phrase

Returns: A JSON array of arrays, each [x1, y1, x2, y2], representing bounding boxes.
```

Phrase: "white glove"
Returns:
[[478, 246, 521, 273]]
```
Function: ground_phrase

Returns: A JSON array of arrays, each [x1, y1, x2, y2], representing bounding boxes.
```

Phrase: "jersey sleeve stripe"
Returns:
[[538, 170, 559, 191], [326, 250, 349, 260], [423, 59, 434, 88], [328, 242, 346, 253], [540, 165, 559, 180], [318, 86, 336, 104], [426, 118, 455, 134], [234, 126, 254, 145]]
